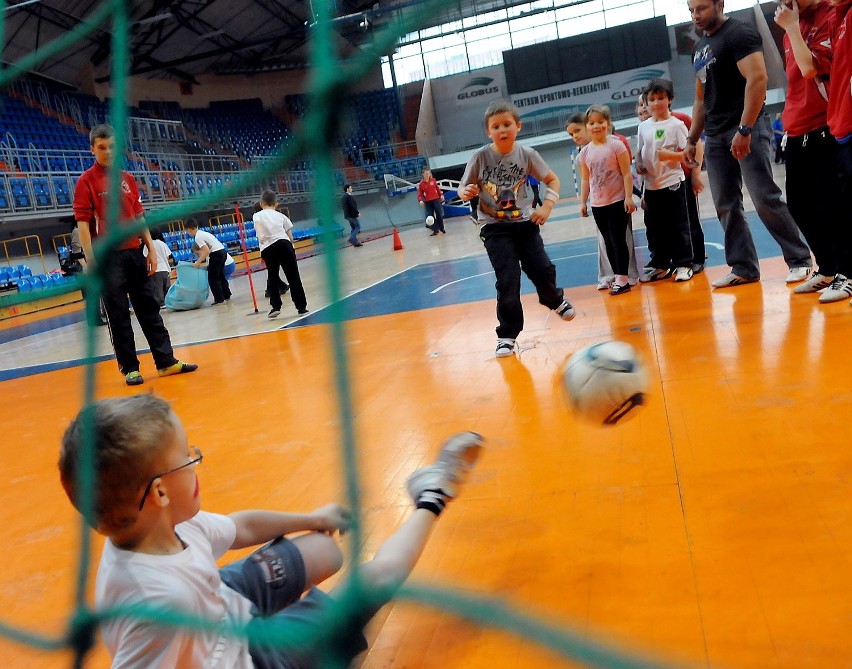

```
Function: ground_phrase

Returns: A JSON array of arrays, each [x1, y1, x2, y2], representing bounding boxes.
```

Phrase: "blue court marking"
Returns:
[[0, 354, 115, 382], [287, 212, 752, 328], [0, 210, 793, 380], [0, 308, 85, 345]]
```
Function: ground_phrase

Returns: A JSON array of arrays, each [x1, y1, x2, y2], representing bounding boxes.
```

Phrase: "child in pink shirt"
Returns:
[[578, 105, 637, 295]]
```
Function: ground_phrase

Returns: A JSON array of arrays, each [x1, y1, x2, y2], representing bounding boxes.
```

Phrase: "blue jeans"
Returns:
[[704, 113, 811, 279], [346, 217, 361, 245]]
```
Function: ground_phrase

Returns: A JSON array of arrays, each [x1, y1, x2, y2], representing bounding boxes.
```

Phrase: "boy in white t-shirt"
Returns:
[[635, 78, 694, 283], [187, 218, 232, 304], [144, 230, 174, 307], [59, 394, 483, 669], [252, 190, 307, 318]]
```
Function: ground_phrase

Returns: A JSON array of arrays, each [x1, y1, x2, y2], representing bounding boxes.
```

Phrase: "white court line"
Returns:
[[279, 264, 420, 325], [431, 250, 602, 294]]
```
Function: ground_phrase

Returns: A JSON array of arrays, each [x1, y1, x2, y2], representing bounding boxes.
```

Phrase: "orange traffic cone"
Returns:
[[392, 227, 404, 251]]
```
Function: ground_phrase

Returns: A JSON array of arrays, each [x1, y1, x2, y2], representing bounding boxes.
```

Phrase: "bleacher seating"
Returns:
[[1, 81, 425, 214]]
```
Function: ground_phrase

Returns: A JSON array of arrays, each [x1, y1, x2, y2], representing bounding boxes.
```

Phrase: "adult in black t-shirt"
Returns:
[[684, 0, 811, 288]]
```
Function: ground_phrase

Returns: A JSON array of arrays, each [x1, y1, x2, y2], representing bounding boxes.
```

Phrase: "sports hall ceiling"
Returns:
[[2, 0, 533, 87]]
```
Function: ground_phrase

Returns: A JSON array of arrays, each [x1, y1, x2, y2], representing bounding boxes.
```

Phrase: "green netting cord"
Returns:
[[0, 0, 670, 666]]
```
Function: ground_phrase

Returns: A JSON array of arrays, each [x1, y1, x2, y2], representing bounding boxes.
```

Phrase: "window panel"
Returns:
[[466, 39, 505, 69], [462, 9, 508, 28], [556, 12, 606, 38], [465, 22, 509, 43], [554, 0, 604, 21], [605, 1, 654, 26]]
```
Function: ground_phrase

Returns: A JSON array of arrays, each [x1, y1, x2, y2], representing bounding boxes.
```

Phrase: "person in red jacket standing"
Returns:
[[417, 169, 446, 235], [822, 0, 852, 304], [74, 124, 197, 386], [775, 0, 849, 302]]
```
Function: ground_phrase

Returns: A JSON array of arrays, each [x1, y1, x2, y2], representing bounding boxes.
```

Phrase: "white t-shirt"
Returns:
[[636, 116, 688, 191], [578, 136, 630, 208], [193, 229, 225, 253], [96, 511, 254, 669], [144, 239, 173, 273], [252, 209, 293, 252]]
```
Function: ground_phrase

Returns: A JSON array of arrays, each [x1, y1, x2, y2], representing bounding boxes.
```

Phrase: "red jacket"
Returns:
[[73, 161, 145, 251], [783, 1, 833, 136], [828, 0, 852, 139], [417, 178, 443, 203]]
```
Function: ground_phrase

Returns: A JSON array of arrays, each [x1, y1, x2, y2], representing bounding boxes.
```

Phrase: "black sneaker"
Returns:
[[268, 308, 281, 318], [609, 282, 631, 295], [298, 308, 309, 315], [640, 268, 671, 283]]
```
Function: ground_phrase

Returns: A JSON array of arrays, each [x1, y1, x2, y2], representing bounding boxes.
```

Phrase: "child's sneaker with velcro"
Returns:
[[406, 432, 484, 516]]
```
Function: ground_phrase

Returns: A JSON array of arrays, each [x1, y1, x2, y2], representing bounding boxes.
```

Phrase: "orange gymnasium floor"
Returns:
[[2, 188, 852, 668]]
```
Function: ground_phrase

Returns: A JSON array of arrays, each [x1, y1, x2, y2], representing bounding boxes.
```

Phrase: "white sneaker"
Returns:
[[674, 266, 694, 282], [495, 338, 516, 357], [785, 266, 811, 283], [596, 278, 612, 290], [711, 272, 759, 288], [818, 274, 852, 303], [406, 432, 484, 502], [793, 272, 834, 294]]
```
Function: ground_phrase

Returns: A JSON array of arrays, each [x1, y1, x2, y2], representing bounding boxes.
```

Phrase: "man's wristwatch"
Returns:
[[737, 124, 752, 136]]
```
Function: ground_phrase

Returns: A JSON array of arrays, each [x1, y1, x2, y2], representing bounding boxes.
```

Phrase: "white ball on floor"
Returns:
[[425, 215, 435, 227], [560, 340, 647, 426]]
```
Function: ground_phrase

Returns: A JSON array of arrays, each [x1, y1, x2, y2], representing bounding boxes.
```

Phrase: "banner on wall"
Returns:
[[451, 67, 504, 107], [510, 63, 670, 118]]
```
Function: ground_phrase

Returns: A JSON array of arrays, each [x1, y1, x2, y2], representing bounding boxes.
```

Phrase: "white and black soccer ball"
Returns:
[[561, 340, 647, 425], [425, 215, 435, 227]]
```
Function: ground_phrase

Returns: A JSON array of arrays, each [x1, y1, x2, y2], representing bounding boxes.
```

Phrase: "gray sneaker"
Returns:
[[785, 266, 811, 283], [793, 272, 834, 294], [818, 274, 852, 303], [710, 272, 759, 288], [406, 432, 484, 502]]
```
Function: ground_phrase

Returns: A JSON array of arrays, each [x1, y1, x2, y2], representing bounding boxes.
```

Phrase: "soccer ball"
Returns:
[[425, 215, 435, 227], [561, 340, 647, 425]]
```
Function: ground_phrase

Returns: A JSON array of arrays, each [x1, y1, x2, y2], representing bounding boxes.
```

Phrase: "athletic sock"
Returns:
[[416, 489, 448, 516]]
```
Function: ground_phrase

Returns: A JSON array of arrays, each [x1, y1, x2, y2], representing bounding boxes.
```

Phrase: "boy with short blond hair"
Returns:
[[59, 394, 483, 668], [461, 100, 575, 358]]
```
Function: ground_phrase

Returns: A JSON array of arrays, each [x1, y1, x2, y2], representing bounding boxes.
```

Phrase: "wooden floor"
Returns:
[[3, 173, 852, 668]]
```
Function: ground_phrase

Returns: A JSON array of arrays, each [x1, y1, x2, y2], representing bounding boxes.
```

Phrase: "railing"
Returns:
[[0, 235, 47, 274]]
